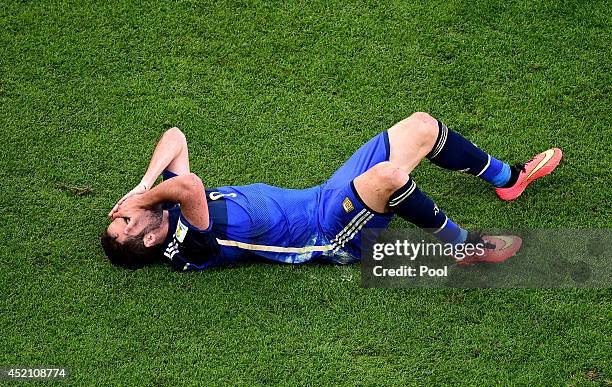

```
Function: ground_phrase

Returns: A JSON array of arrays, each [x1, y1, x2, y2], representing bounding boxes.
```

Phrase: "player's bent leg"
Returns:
[[352, 162, 523, 265], [345, 162, 522, 265], [353, 161, 468, 245]]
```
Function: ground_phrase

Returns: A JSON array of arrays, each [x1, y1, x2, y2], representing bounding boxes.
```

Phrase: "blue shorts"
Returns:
[[317, 131, 394, 263]]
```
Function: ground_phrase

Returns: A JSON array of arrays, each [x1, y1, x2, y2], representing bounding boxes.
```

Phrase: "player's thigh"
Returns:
[[387, 112, 438, 173], [323, 131, 390, 189]]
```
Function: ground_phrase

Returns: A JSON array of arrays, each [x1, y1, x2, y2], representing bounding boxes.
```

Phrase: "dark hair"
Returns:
[[100, 231, 162, 269]]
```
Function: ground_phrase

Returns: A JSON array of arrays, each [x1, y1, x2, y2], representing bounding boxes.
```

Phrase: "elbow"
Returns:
[[165, 127, 187, 144], [174, 173, 204, 205], [166, 126, 184, 137], [183, 173, 204, 192]]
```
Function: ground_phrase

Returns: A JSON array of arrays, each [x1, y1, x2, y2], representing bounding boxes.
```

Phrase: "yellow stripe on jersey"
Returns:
[[215, 239, 334, 253]]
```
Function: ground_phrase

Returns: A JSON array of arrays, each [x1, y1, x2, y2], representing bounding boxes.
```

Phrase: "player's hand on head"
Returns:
[[113, 195, 145, 217], [108, 182, 148, 218], [112, 196, 148, 234]]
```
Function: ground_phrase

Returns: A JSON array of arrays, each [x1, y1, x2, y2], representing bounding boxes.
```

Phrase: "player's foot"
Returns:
[[456, 232, 522, 266], [496, 148, 563, 201]]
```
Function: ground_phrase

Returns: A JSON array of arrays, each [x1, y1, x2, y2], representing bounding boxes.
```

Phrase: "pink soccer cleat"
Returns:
[[496, 148, 563, 201], [457, 234, 523, 266]]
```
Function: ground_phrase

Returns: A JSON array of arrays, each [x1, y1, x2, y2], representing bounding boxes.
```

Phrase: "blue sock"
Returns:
[[427, 120, 511, 187], [388, 178, 468, 245], [437, 220, 468, 244]]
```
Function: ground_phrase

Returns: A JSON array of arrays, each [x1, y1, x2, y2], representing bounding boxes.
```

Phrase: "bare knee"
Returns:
[[353, 162, 409, 213], [369, 162, 408, 191], [163, 127, 188, 149], [409, 112, 437, 126], [405, 112, 438, 151]]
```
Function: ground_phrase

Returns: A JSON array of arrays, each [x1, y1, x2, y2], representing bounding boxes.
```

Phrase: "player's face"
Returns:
[[106, 216, 139, 244], [106, 207, 163, 243]]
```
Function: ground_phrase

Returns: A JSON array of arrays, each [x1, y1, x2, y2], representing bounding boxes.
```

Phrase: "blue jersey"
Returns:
[[163, 184, 330, 271], [162, 131, 394, 271]]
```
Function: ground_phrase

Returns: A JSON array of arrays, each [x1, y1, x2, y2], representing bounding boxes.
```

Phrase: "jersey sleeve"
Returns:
[[165, 212, 220, 271]]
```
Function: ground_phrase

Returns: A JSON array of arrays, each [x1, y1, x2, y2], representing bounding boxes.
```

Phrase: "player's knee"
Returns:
[[407, 112, 438, 151], [371, 162, 407, 190], [409, 111, 436, 125]]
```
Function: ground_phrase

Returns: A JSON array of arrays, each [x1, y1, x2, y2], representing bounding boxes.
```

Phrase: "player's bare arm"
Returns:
[[108, 127, 191, 218], [114, 173, 210, 233], [102, 127, 212, 269]]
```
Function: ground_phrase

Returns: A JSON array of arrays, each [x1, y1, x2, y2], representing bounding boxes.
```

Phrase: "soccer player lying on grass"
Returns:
[[102, 113, 562, 270]]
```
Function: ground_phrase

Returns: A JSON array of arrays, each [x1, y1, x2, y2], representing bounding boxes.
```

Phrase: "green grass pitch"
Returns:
[[1, 0, 611, 385]]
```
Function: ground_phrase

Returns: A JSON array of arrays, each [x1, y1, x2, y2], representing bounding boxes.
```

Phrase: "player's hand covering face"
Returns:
[[108, 183, 148, 219], [112, 196, 150, 236]]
